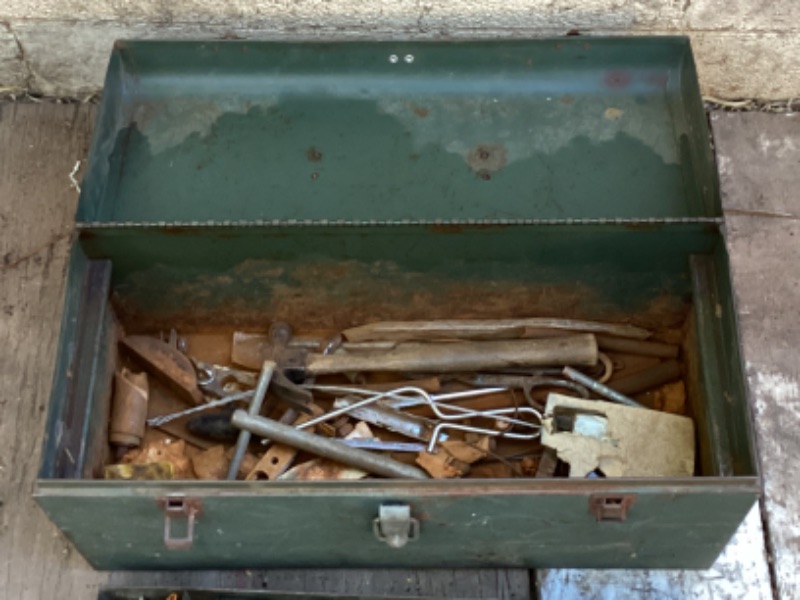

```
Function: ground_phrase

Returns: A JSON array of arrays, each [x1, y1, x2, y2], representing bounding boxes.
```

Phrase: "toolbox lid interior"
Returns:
[[77, 37, 718, 225]]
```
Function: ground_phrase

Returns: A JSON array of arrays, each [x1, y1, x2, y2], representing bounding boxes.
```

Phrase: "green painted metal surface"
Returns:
[[79, 224, 713, 333], [38, 479, 755, 570], [77, 38, 716, 224], [36, 38, 758, 571]]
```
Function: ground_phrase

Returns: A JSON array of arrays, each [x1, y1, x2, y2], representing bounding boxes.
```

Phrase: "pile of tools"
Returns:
[[104, 317, 695, 481]]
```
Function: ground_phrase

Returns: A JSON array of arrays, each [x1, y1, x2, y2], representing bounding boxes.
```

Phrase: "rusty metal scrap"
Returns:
[[120, 335, 205, 406], [109, 368, 149, 450], [118, 311, 696, 483]]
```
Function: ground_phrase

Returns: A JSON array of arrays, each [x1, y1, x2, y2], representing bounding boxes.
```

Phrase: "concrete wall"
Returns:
[[1, 1, 798, 98]]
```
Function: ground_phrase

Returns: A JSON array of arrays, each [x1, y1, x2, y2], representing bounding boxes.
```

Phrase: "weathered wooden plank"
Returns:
[[714, 111, 800, 600], [0, 102, 105, 599], [108, 570, 530, 598], [712, 111, 800, 218]]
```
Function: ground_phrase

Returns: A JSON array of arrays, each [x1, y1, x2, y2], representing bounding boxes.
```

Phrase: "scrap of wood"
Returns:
[[277, 458, 368, 481], [104, 462, 174, 480], [123, 438, 194, 478], [416, 451, 470, 478], [191, 445, 230, 480], [440, 436, 492, 463], [541, 394, 695, 477]]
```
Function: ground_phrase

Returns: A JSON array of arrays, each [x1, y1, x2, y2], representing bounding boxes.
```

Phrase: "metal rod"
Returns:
[[301, 385, 537, 429], [562, 366, 645, 409], [305, 383, 506, 409], [297, 386, 507, 429], [146, 389, 255, 427], [466, 375, 590, 399], [231, 410, 429, 479], [227, 361, 276, 480], [341, 439, 427, 453], [332, 397, 435, 441], [426, 406, 543, 453]]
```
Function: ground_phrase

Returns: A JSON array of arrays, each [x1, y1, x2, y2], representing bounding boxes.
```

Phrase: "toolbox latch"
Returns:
[[373, 504, 420, 549], [589, 494, 636, 522], [157, 496, 203, 550]]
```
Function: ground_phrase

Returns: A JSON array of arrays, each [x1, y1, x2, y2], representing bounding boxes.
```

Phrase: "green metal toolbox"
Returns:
[[36, 37, 758, 570]]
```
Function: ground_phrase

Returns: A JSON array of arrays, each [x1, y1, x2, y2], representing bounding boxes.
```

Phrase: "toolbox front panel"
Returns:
[[37, 479, 755, 570]]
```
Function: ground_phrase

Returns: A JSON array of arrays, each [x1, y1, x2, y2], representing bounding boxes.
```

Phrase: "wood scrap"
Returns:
[[416, 451, 471, 478], [122, 438, 193, 478], [104, 462, 174, 480], [191, 444, 229, 480]]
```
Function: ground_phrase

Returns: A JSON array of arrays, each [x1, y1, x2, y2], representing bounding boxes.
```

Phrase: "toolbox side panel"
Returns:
[[39, 245, 116, 480], [36, 480, 756, 570], [689, 251, 757, 477]]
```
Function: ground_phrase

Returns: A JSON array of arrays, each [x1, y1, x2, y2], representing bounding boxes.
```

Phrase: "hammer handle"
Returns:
[[305, 334, 597, 374]]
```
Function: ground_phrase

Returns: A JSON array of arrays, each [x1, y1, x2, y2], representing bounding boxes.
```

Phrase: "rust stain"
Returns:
[[428, 224, 465, 234], [466, 143, 507, 173], [306, 146, 323, 162], [604, 70, 631, 88], [409, 153, 420, 161], [560, 95, 575, 105], [646, 72, 669, 89], [410, 103, 430, 118], [112, 258, 690, 335]]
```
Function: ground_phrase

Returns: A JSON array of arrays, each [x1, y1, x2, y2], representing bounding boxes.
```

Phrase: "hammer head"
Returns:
[[232, 323, 307, 374], [231, 323, 313, 412]]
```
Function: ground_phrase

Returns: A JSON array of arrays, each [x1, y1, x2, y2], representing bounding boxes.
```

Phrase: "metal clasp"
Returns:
[[373, 504, 420, 549], [157, 496, 203, 550], [589, 494, 636, 522]]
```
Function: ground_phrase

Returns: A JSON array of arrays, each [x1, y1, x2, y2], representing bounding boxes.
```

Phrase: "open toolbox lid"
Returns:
[[77, 37, 719, 226]]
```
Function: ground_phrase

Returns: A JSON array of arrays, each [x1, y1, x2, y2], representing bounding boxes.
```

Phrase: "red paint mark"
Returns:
[[646, 72, 669, 89], [604, 70, 630, 88]]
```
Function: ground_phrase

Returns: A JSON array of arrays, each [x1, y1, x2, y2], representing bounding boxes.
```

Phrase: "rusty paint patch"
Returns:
[[466, 143, 507, 173], [306, 146, 323, 162], [409, 154, 419, 161], [112, 258, 690, 336], [410, 104, 430, 118], [560, 95, 575, 105], [605, 70, 630, 88], [646, 72, 669, 89]]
